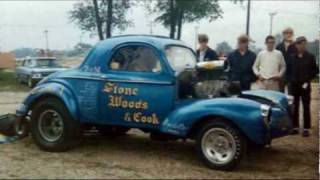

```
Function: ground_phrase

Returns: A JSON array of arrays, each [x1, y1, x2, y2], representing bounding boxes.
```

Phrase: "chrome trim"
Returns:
[[260, 104, 271, 129], [108, 79, 173, 85], [63, 76, 105, 81], [62, 76, 173, 85]]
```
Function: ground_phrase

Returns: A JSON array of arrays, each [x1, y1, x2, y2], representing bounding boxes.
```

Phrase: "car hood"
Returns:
[[241, 90, 289, 108], [31, 67, 67, 73]]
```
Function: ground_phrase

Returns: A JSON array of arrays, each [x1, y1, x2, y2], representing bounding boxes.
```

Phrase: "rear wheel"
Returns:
[[30, 98, 80, 152], [196, 119, 246, 170]]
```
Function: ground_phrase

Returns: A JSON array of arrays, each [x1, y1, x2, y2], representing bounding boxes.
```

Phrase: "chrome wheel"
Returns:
[[201, 128, 236, 165], [38, 110, 64, 142]]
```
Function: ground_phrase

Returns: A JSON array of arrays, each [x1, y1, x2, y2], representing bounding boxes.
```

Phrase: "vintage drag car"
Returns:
[[16, 35, 293, 170]]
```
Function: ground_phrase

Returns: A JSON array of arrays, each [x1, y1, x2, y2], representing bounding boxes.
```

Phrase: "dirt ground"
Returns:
[[0, 86, 318, 179]]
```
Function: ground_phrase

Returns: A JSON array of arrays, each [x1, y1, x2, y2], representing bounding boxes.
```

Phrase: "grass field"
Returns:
[[0, 69, 29, 92]]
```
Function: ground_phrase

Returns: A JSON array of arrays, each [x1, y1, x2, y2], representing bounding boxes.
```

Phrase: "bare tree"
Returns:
[[93, 0, 104, 40]]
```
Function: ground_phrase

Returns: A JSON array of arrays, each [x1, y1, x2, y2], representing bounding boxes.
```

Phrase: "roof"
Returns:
[[95, 35, 187, 52]]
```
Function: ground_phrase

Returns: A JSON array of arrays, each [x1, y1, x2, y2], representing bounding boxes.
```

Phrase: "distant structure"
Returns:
[[0, 52, 16, 69]]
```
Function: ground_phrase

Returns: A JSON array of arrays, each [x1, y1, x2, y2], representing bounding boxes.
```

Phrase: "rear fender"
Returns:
[[160, 98, 267, 144], [16, 82, 79, 121]]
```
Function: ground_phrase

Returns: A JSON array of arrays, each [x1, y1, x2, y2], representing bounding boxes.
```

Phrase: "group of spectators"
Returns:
[[196, 27, 319, 137]]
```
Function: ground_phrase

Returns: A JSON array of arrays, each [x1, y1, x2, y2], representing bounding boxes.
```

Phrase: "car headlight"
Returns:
[[261, 104, 271, 128], [286, 95, 294, 105], [32, 73, 42, 78], [260, 104, 271, 117]]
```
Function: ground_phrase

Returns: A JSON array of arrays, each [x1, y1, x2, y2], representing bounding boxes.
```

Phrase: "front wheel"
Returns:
[[196, 120, 246, 171], [30, 98, 80, 152]]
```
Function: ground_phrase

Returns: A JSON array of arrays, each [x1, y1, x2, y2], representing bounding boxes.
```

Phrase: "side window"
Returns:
[[109, 46, 161, 73]]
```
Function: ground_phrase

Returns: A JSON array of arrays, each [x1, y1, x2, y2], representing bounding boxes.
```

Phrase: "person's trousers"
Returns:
[[251, 79, 280, 91], [279, 78, 293, 94], [240, 80, 251, 91], [292, 83, 311, 129]]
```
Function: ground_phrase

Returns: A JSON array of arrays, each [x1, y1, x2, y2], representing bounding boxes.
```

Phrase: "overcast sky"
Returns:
[[0, 0, 318, 51]]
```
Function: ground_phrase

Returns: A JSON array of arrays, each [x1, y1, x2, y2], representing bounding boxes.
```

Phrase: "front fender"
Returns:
[[160, 98, 267, 144], [16, 82, 79, 121]]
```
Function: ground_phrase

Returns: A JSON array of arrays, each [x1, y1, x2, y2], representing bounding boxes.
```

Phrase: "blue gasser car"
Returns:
[[16, 35, 293, 170]]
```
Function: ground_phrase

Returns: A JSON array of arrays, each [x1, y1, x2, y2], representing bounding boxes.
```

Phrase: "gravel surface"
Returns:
[[0, 86, 318, 179]]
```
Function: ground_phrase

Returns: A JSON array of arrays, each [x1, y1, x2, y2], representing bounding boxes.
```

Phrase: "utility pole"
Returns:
[[148, 21, 155, 35], [194, 26, 199, 50], [269, 12, 277, 35], [44, 30, 49, 53], [246, 0, 251, 36]]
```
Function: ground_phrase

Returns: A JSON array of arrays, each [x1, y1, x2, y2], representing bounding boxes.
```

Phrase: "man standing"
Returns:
[[226, 34, 256, 90], [289, 37, 318, 137], [196, 34, 219, 62], [252, 35, 286, 91], [276, 27, 297, 93]]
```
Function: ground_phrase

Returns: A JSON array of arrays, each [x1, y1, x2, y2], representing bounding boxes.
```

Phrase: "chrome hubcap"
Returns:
[[201, 128, 236, 164], [38, 110, 64, 142]]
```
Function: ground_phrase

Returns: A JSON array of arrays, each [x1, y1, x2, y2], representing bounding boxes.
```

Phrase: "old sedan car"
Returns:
[[16, 57, 66, 87], [16, 35, 293, 170]]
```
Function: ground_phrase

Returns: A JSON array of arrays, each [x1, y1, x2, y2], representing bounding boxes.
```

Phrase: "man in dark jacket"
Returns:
[[276, 27, 297, 93], [226, 34, 256, 90], [289, 36, 318, 137], [196, 34, 218, 62]]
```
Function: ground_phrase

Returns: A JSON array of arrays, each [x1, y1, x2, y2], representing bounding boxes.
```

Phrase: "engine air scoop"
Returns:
[[196, 60, 224, 70]]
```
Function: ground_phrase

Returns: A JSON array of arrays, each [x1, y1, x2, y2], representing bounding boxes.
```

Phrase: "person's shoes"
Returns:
[[290, 129, 299, 135], [302, 129, 310, 137]]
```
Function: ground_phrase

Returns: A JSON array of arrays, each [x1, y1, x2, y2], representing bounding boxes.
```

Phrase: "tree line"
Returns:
[[69, 0, 239, 40]]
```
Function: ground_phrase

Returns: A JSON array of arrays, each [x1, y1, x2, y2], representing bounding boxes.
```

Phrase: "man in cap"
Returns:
[[226, 34, 256, 90], [289, 36, 318, 137], [276, 27, 297, 93], [196, 34, 219, 62]]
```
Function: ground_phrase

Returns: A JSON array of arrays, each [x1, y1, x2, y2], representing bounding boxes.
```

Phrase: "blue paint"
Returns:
[[16, 35, 292, 145]]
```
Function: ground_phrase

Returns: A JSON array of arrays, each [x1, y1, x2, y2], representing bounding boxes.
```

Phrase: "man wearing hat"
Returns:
[[276, 27, 297, 93], [289, 36, 318, 137]]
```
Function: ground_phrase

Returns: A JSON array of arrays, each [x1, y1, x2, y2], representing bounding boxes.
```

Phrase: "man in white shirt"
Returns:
[[252, 35, 286, 91]]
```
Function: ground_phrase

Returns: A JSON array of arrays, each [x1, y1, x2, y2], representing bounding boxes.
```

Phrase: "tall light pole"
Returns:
[[148, 21, 155, 35], [194, 26, 199, 50], [44, 30, 49, 52], [246, 0, 251, 36], [269, 12, 277, 35]]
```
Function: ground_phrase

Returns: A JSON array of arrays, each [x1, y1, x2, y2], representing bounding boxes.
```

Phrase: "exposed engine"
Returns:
[[176, 67, 241, 99]]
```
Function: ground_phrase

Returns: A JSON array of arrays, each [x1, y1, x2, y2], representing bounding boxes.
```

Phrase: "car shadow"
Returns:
[[71, 132, 309, 173]]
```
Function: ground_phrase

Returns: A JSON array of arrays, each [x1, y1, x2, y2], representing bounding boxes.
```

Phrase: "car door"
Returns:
[[99, 43, 175, 129]]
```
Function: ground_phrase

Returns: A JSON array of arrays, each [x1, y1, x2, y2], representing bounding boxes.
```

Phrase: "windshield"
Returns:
[[34, 59, 61, 68], [165, 46, 197, 71]]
